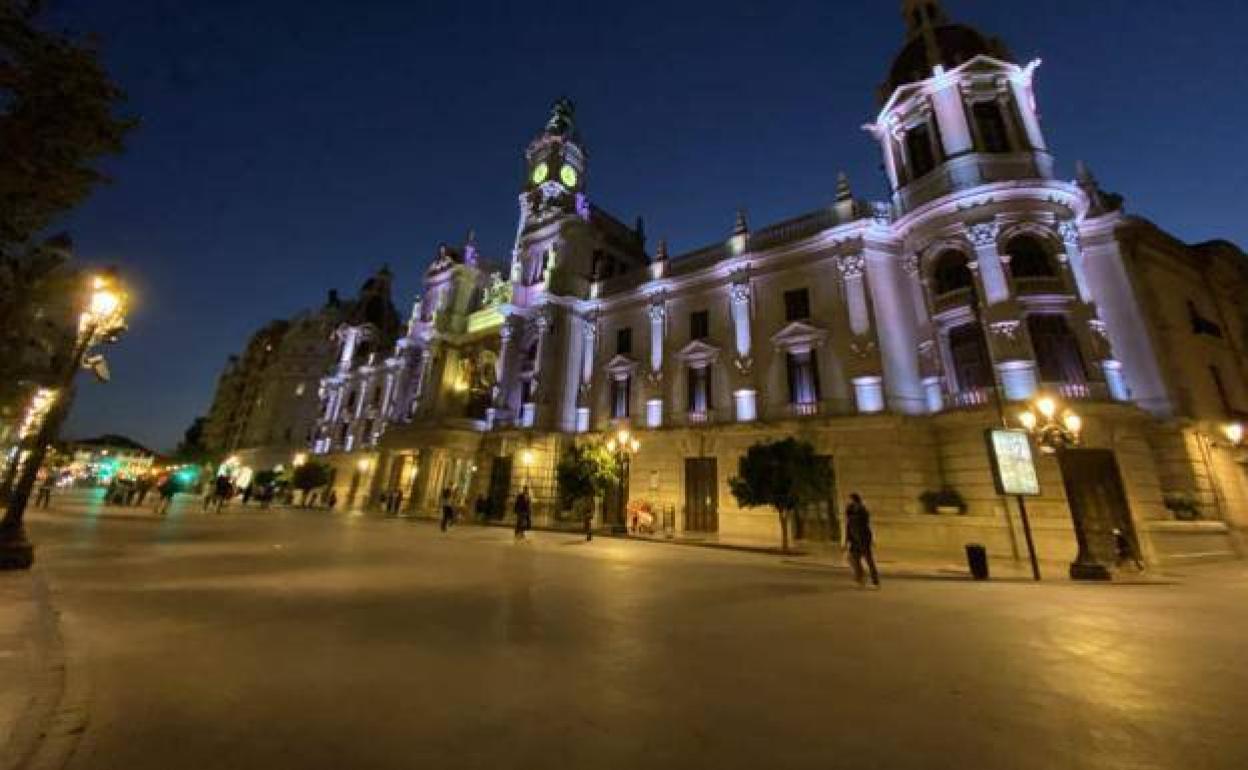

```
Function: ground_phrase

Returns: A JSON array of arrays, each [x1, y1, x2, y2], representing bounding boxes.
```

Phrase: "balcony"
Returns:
[[687, 411, 711, 425], [789, 401, 820, 418]]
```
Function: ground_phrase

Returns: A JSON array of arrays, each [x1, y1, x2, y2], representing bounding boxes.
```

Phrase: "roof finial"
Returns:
[[733, 208, 749, 236], [1075, 160, 1124, 216], [545, 97, 576, 137], [836, 171, 854, 202], [902, 0, 948, 72], [463, 229, 478, 266], [654, 238, 669, 262]]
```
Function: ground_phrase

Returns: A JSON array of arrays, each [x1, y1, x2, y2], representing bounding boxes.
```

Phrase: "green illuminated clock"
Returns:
[[531, 162, 549, 185], [560, 164, 578, 188]]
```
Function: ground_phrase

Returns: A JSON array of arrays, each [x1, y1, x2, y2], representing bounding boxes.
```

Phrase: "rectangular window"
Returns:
[[786, 351, 821, 405], [1027, 314, 1087, 384], [616, 327, 632, 355], [687, 365, 712, 413], [611, 377, 631, 418], [784, 289, 811, 322], [906, 122, 937, 179], [973, 102, 1011, 154], [690, 310, 709, 341], [1188, 300, 1223, 338], [948, 324, 993, 391]]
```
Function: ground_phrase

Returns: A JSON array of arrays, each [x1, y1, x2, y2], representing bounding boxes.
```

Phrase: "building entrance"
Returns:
[[487, 456, 512, 520], [684, 458, 718, 533], [1058, 448, 1138, 577]]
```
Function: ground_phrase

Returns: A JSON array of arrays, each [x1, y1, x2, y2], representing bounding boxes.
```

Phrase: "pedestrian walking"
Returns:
[[325, 489, 337, 510], [1113, 527, 1143, 571], [392, 489, 404, 515], [513, 486, 532, 542], [581, 499, 593, 542], [241, 484, 254, 506], [440, 487, 456, 531], [844, 492, 880, 588], [34, 472, 54, 509], [155, 476, 177, 516], [135, 476, 153, 507], [213, 476, 232, 513]]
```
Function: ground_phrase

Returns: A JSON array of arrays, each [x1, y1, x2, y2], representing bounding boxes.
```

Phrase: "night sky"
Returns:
[[48, 0, 1248, 452]]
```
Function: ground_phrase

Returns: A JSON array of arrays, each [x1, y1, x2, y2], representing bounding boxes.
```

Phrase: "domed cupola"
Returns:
[[866, 0, 1053, 216], [882, 1, 1012, 100]]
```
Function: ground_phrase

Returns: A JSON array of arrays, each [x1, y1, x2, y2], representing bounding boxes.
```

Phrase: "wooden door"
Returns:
[[487, 457, 512, 520], [1057, 449, 1136, 564], [684, 458, 719, 533]]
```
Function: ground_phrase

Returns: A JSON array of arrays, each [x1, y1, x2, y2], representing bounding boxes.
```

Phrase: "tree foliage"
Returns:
[[291, 462, 332, 493], [173, 417, 213, 464], [729, 438, 833, 552], [1, 0, 136, 249], [0, 1, 135, 415], [556, 440, 618, 513]]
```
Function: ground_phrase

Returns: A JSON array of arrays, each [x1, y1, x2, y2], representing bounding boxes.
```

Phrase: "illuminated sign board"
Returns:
[[986, 429, 1040, 497]]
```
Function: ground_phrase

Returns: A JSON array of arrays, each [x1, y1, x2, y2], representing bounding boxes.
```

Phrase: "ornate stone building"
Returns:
[[202, 271, 396, 473], [311, 1, 1247, 570]]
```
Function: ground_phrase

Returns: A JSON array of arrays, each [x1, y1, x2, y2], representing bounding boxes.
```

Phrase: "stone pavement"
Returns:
[[0, 569, 69, 770]]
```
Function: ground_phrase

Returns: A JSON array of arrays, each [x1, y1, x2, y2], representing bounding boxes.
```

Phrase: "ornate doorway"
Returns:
[[684, 458, 718, 533]]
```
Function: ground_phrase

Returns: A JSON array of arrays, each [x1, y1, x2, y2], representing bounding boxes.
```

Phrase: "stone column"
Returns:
[[966, 221, 1011, 305], [931, 79, 973, 157], [576, 316, 597, 432], [904, 254, 945, 413], [838, 253, 885, 414], [646, 301, 666, 428], [1010, 69, 1047, 152], [1058, 221, 1094, 303]]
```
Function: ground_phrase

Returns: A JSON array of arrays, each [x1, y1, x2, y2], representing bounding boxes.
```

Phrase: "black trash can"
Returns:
[[965, 544, 990, 581]]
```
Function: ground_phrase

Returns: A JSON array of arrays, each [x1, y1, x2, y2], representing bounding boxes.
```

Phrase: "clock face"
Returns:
[[560, 164, 578, 188], [531, 162, 549, 185]]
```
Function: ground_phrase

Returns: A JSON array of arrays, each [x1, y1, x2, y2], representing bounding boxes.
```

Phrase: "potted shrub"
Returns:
[[1163, 491, 1201, 521], [919, 487, 967, 515]]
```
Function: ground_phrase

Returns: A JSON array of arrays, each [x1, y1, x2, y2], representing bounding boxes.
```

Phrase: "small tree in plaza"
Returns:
[[729, 438, 833, 553], [555, 440, 618, 520], [291, 461, 331, 506]]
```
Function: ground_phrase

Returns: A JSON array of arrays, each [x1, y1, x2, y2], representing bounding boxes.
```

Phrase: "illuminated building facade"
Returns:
[[311, 1, 1247, 569]]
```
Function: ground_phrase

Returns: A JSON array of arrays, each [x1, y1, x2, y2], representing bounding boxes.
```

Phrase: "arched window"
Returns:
[[1007, 235, 1056, 278], [932, 250, 974, 295]]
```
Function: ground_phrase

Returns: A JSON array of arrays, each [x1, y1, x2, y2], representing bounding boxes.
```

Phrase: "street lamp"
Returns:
[[1016, 394, 1111, 580], [292, 452, 308, 468], [1018, 396, 1083, 454], [2, 271, 128, 570], [605, 428, 640, 532], [1224, 422, 1244, 447]]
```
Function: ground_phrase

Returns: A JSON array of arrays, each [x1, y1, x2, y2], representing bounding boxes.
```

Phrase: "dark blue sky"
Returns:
[[51, 0, 1248, 451]]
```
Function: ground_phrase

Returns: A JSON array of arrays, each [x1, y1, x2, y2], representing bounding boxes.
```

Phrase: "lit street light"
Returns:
[[1, 271, 128, 570], [605, 428, 640, 532]]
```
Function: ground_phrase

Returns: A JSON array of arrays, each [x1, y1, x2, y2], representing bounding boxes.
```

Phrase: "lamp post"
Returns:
[[2, 271, 128, 570], [605, 427, 640, 533], [1015, 394, 1105, 580]]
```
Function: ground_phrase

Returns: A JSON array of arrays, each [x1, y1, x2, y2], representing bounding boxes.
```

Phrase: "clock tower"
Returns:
[[524, 97, 586, 196]]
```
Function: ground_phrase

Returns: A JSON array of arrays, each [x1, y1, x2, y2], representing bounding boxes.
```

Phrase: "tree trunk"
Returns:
[[778, 509, 790, 553]]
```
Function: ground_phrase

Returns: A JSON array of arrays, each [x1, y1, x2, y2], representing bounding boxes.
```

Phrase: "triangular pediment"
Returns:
[[674, 339, 721, 365], [770, 321, 829, 351], [604, 354, 639, 377]]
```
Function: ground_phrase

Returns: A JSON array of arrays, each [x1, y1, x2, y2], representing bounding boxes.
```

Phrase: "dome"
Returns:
[[883, 24, 1012, 98]]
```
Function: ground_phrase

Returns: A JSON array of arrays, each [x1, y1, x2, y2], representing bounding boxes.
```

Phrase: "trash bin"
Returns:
[[965, 543, 990, 580]]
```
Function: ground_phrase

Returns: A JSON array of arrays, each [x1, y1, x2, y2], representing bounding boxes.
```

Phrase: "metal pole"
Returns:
[[1015, 494, 1041, 581], [970, 283, 1042, 580]]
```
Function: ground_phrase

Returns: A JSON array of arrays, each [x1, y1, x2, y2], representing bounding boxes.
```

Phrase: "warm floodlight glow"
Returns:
[[606, 439, 617, 453], [1018, 411, 1038, 431], [1226, 423, 1245, 445], [356, 458, 371, 472], [292, 452, 308, 467], [520, 448, 535, 467], [616, 428, 630, 446], [629, 438, 640, 453], [1063, 413, 1083, 435], [1036, 397, 1057, 419]]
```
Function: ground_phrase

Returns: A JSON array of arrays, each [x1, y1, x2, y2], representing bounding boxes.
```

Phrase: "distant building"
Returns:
[[65, 434, 157, 483], [200, 280, 390, 473], [302, 1, 1246, 573]]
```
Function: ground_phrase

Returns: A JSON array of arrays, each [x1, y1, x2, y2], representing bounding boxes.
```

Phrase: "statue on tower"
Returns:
[[545, 97, 576, 137]]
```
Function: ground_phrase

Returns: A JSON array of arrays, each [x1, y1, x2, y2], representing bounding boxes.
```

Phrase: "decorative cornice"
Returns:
[[1058, 220, 1080, 245], [729, 281, 751, 305], [989, 320, 1022, 341]]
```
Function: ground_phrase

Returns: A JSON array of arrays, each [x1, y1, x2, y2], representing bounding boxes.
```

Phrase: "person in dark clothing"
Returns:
[[844, 493, 880, 588], [474, 495, 488, 521], [513, 487, 532, 542], [34, 473, 54, 509], [1113, 527, 1143, 571], [440, 487, 455, 531]]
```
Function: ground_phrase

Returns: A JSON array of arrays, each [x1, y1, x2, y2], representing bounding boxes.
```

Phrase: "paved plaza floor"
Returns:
[[13, 489, 1248, 769]]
